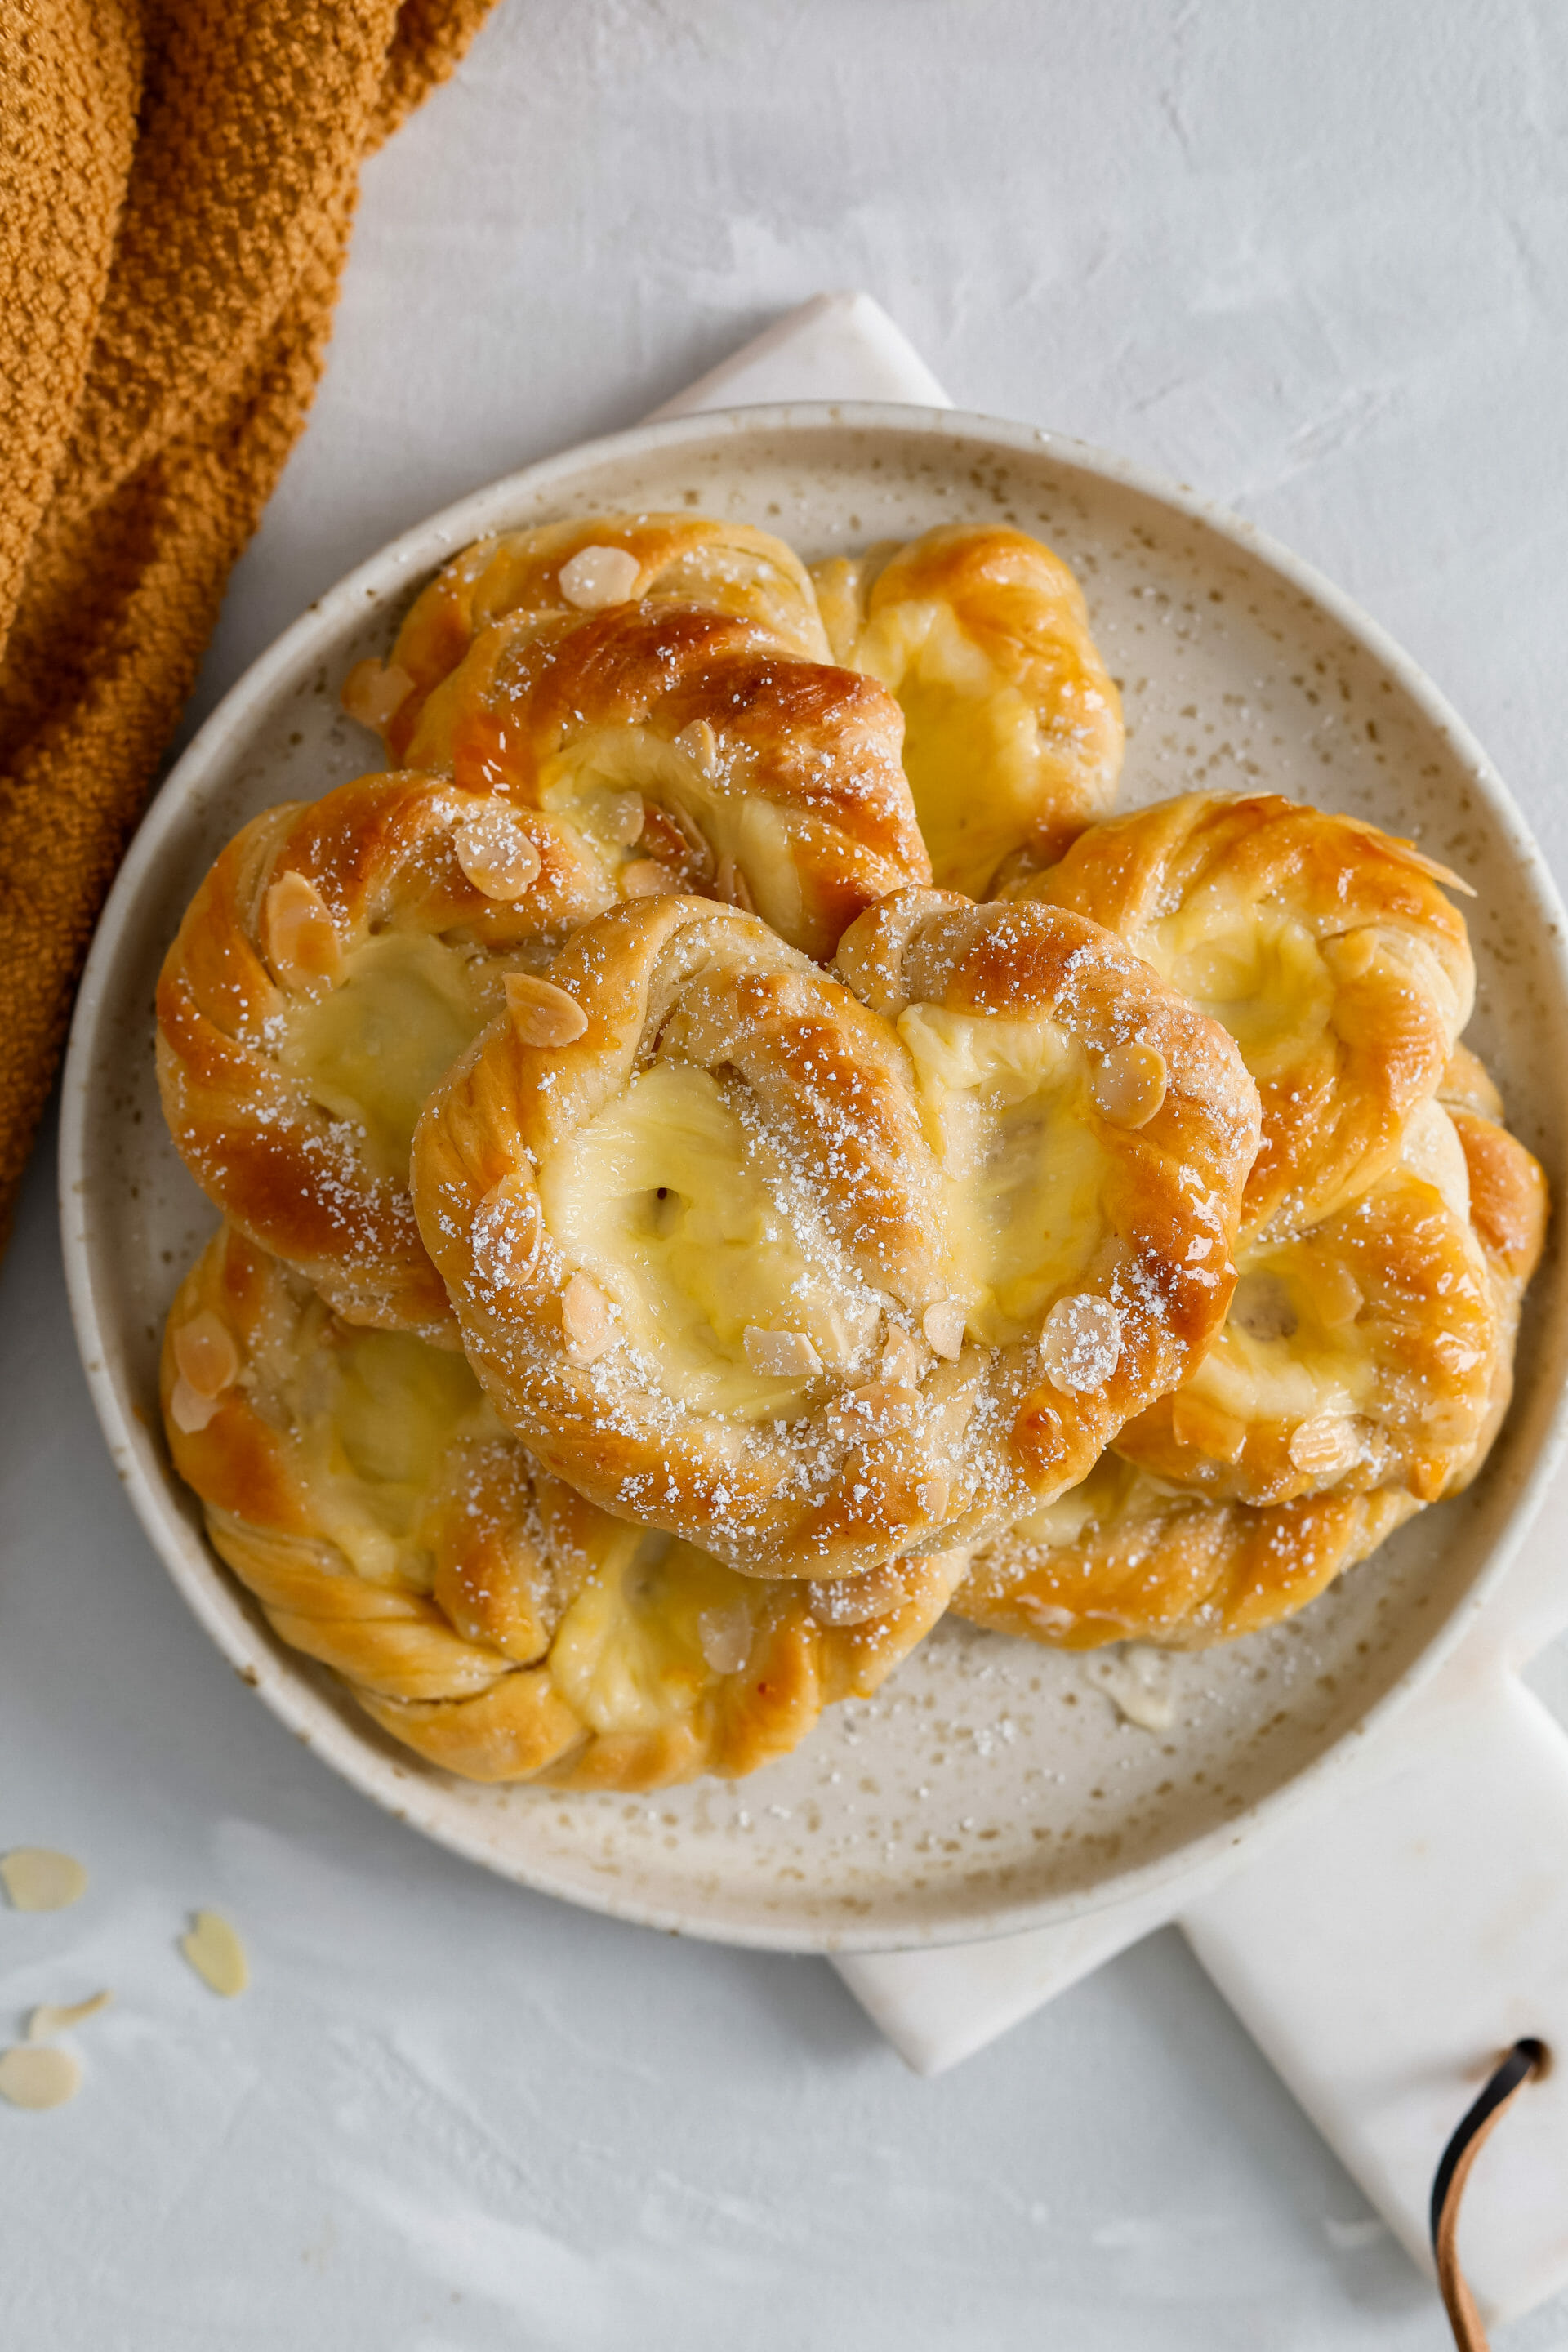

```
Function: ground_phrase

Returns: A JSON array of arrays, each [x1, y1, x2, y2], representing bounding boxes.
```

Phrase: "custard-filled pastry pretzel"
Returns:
[[1012, 792, 1475, 1237], [1113, 1098, 1502, 1508], [956, 1454, 1423, 1650], [345, 512, 833, 757], [157, 773, 614, 1339], [812, 523, 1124, 898], [390, 598, 931, 962], [162, 1227, 964, 1788], [956, 1077, 1547, 1649], [410, 887, 1255, 1578]]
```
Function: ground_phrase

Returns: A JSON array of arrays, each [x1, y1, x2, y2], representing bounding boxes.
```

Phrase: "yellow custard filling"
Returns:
[[897, 1004, 1107, 1344], [300, 1324, 492, 1588], [283, 930, 493, 1182], [1187, 1246, 1370, 1427], [540, 724, 804, 941], [537, 1059, 880, 1417], [850, 601, 1040, 896], [548, 1529, 758, 1734], [1143, 899, 1334, 1080]]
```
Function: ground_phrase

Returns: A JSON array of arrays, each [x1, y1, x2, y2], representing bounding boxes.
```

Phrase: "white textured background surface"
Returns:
[[6, 3, 1568, 2344]]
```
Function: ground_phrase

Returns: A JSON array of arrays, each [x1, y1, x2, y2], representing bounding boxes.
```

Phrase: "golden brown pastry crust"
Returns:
[[956, 1460, 1422, 1650], [1011, 792, 1475, 1238], [390, 599, 931, 961], [354, 513, 833, 759], [412, 889, 1257, 1578], [156, 773, 614, 1339], [812, 523, 1124, 896], [161, 1227, 964, 1788], [1441, 1085, 1549, 1482], [955, 1076, 1547, 1651], [1113, 1113, 1499, 1507]]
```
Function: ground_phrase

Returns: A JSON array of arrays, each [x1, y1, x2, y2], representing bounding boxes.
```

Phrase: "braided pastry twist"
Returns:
[[412, 890, 1258, 1577], [813, 523, 1124, 895], [156, 772, 613, 1337], [162, 1226, 966, 1787], [348, 514, 928, 960]]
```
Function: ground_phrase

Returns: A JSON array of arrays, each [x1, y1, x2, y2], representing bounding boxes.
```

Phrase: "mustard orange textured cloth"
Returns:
[[0, 0, 496, 1245]]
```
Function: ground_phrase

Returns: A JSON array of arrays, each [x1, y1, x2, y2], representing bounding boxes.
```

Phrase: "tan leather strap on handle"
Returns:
[[1430, 2038, 1547, 2351]]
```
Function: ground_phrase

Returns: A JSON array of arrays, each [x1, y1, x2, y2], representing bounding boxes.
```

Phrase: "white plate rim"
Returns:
[[58, 398, 1568, 1953]]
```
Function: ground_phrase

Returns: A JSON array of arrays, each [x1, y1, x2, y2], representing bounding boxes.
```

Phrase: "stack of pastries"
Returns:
[[155, 510, 1547, 1789]]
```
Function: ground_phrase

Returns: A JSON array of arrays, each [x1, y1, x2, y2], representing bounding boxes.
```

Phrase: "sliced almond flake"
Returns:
[[172, 1311, 240, 1400], [169, 1372, 225, 1435], [603, 792, 646, 847], [180, 1910, 248, 1998], [0, 2045, 81, 2110], [341, 657, 416, 733], [697, 1606, 754, 1674], [453, 809, 541, 902], [1313, 1260, 1365, 1329], [264, 870, 341, 991], [559, 545, 640, 609], [504, 972, 588, 1047], [743, 1326, 822, 1379], [561, 1273, 614, 1362], [2, 1849, 87, 1913], [675, 717, 719, 774], [914, 1476, 950, 1521], [921, 1301, 967, 1361], [620, 859, 677, 900], [880, 1325, 925, 1388], [1039, 1294, 1121, 1392], [28, 1991, 112, 2041], [1091, 1040, 1168, 1129], [1288, 1414, 1357, 1477]]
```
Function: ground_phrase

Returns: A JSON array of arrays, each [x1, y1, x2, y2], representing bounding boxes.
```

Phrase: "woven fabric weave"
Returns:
[[0, 0, 495, 1245]]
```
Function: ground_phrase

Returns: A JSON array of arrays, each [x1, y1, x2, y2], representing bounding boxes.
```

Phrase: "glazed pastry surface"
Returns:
[[1010, 791, 1475, 1237], [157, 773, 614, 1338], [348, 514, 928, 962], [349, 513, 833, 760], [412, 891, 1258, 1578], [956, 1098, 1544, 1648], [955, 795, 1547, 1669], [813, 523, 1124, 897], [162, 1227, 965, 1788]]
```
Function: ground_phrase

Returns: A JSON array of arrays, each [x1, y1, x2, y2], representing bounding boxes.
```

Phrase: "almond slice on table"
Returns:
[[180, 1910, 248, 1998], [1, 1849, 87, 1912], [0, 2046, 81, 2110], [28, 1992, 112, 2041]]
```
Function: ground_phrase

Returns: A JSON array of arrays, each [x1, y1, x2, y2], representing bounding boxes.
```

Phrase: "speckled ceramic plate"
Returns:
[[60, 404, 1568, 1952]]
